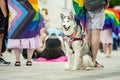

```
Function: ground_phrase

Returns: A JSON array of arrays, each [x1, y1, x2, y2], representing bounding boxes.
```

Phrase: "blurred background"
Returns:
[[38, 0, 120, 29], [109, 0, 120, 9], [38, 0, 73, 29], [38, 0, 120, 51]]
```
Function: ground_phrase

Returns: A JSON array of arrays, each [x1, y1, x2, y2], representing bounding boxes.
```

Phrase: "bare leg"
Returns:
[[91, 30, 101, 64], [14, 48, 21, 62], [0, 34, 4, 58], [0, 34, 11, 65], [102, 43, 107, 54], [27, 49, 34, 61], [108, 43, 112, 55], [0, 0, 7, 17], [86, 30, 101, 64]]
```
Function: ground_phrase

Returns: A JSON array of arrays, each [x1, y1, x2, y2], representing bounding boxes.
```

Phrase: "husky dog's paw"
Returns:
[[85, 67, 93, 71], [72, 67, 79, 70], [64, 64, 71, 70]]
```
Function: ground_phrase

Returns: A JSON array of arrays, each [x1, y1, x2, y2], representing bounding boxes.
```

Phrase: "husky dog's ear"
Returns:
[[69, 12, 74, 20], [60, 13, 65, 20]]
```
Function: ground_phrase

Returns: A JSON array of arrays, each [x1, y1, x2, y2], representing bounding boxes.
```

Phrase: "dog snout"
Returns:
[[63, 25, 66, 28]]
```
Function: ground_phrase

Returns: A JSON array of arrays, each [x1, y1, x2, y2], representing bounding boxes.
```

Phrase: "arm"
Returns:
[[0, 0, 7, 17], [40, 36, 49, 51], [40, 28, 47, 43], [36, 36, 49, 53], [36, 30, 48, 52]]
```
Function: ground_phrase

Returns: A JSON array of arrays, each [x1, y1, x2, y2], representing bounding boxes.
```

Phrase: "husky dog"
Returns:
[[60, 12, 94, 70]]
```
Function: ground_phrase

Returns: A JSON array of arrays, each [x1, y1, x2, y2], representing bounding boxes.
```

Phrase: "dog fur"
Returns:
[[60, 12, 94, 70]]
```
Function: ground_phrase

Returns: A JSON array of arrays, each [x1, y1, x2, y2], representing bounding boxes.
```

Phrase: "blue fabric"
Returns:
[[47, 28, 60, 36]]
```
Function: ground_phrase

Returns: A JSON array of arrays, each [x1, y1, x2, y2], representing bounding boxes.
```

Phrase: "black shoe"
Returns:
[[0, 58, 11, 65]]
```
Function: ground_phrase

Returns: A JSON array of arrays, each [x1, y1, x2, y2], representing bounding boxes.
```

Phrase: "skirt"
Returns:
[[7, 34, 42, 49], [100, 28, 113, 44]]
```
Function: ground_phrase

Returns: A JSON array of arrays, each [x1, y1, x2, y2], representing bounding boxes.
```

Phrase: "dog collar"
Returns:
[[64, 32, 77, 40]]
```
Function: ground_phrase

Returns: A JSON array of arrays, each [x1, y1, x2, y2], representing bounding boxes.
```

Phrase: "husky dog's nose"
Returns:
[[63, 25, 66, 27]]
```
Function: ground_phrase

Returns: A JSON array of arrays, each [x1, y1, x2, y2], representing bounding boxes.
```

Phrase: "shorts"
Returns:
[[0, 17, 8, 34], [86, 8, 105, 30]]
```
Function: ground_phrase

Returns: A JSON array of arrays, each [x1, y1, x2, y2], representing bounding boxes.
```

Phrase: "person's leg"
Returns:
[[102, 43, 111, 58], [102, 43, 107, 54], [14, 48, 21, 62], [86, 30, 101, 64], [86, 29, 103, 67], [86, 9, 105, 67], [14, 48, 21, 66], [91, 29, 101, 64], [89, 29, 104, 67], [0, 34, 11, 65], [108, 43, 112, 56], [26, 49, 34, 66], [0, 34, 4, 57]]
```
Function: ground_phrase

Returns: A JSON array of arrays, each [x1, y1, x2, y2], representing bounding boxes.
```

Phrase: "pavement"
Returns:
[[0, 49, 120, 80]]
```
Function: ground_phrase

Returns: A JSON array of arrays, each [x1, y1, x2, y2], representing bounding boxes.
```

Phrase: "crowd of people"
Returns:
[[0, 0, 120, 69]]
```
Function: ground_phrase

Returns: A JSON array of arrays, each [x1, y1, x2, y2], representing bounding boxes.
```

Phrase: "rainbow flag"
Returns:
[[72, 0, 86, 31], [104, 8, 120, 35], [8, 0, 44, 39], [73, 1, 120, 35], [73, 0, 84, 14]]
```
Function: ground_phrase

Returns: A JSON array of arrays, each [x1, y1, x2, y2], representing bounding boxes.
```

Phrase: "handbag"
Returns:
[[84, 0, 107, 11]]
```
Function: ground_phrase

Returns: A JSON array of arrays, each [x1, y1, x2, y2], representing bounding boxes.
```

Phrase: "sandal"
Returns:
[[15, 62, 21, 66], [94, 61, 104, 68], [26, 61, 32, 66]]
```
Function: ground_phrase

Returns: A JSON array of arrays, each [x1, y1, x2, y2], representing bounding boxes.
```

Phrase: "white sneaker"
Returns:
[[0, 58, 11, 66], [102, 53, 108, 58], [106, 53, 111, 58]]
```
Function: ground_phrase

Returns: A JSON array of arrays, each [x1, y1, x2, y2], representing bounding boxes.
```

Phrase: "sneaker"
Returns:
[[102, 53, 108, 58], [0, 58, 11, 65], [94, 61, 104, 68], [102, 53, 111, 58], [106, 53, 111, 58]]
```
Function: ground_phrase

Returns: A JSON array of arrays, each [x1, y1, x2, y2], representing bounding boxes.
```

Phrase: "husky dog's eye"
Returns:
[[62, 21, 65, 23]]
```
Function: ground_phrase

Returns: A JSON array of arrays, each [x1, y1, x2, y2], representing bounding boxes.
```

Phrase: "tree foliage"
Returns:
[[109, 0, 120, 8]]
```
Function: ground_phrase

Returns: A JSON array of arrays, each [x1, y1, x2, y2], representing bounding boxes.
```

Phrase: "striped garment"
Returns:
[[7, 0, 44, 39]]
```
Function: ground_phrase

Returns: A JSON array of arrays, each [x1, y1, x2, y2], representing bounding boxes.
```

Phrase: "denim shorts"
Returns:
[[86, 8, 105, 30]]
